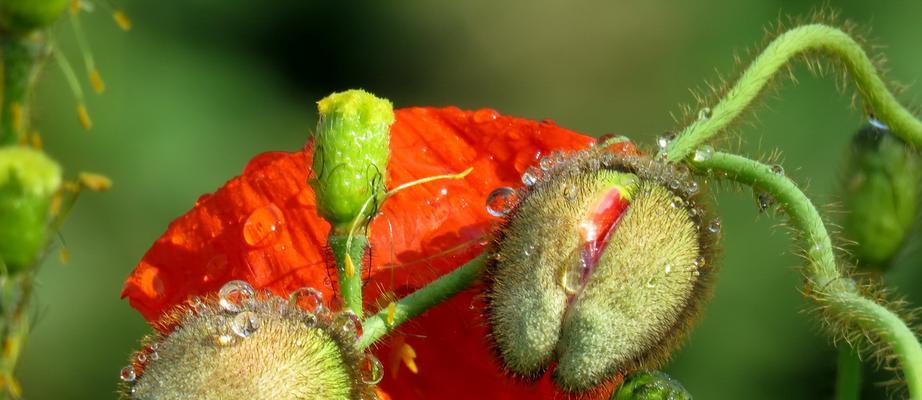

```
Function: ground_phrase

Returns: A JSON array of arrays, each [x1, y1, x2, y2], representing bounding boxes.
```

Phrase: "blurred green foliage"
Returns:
[[14, 0, 922, 398]]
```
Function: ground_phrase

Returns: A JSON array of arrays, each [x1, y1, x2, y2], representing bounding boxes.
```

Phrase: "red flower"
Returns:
[[123, 106, 636, 398]]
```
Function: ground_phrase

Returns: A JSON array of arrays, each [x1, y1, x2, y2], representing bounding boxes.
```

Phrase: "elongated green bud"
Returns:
[[486, 148, 719, 394], [0, 0, 69, 35], [611, 371, 692, 400], [842, 122, 921, 271], [0, 146, 61, 272], [310, 90, 393, 234]]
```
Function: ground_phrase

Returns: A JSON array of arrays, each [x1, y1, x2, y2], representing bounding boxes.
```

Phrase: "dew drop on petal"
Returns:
[[332, 311, 362, 341], [120, 366, 137, 382], [243, 203, 285, 247], [219, 280, 255, 312], [472, 108, 499, 123], [359, 353, 384, 384], [485, 187, 520, 217], [289, 287, 325, 314], [231, 311, 260, 338], [693, 145, 714, 162]]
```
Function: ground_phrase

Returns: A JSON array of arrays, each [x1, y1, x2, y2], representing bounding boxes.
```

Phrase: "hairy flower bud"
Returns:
[[310, 90, 394, 233], [842, 122, 921, 271], [486, 148, 719, 394], [0, 146, 61, 272], [121, 281, 383, 400], [0, 0, 68, 35]]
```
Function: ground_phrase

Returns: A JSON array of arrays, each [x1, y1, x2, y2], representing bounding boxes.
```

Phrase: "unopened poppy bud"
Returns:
[[0, 146, 61, 272], [611, 371, 692, 400], [121, 281, 383, 400], [310, 89, 394, 233], [486, 148, 718, 394], [0, 0, 69, 35], [842, 122, 921, 271]]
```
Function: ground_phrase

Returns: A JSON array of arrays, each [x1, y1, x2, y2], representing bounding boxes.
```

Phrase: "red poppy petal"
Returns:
[[122, 106, 601, 396]]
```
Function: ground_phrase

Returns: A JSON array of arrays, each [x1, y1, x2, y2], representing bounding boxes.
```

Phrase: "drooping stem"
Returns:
[[692, 151, 922, 398], [1, 34, 46, 146], [328, 235, 368, 318], [836, 346, 862, 400], [666, 24, 922, 162], [357, 253, 486, 350]]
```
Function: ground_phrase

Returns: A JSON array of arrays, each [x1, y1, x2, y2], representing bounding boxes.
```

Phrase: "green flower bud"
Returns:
[[611, 370, 692, 400], [842, 122, 921, 271], [122, 281, 383, 400], [486, 149, 719, 394], [0, 146, 61, 272], [0, 0, 69, 36], [310, 90, 394, 233]]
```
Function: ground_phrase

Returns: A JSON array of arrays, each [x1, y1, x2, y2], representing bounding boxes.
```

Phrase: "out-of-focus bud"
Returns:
[[310, 89, 394, 234], [0, 0, 69, 36], [0, 146, 61, 272], [842, 121, 921, 271], [611, 370, 692, 400]]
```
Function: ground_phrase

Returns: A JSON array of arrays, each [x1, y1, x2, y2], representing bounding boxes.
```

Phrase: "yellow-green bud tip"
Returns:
[[0, 146, 62, 271]]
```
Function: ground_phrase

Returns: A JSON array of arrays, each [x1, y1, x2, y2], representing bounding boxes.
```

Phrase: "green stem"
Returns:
[[328, 235, 368, 318], [692, 151, 922, 398], [1, 34, 45, 146], [836, 345, 862, 400], [666, 24, 922, 162], [357, 253, 486, 350], [0, 273, 32, 398]]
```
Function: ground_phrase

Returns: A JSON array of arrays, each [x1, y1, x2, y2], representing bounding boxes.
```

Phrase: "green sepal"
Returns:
[[310, 89, 393, 234], [0, 146, 61, 272], [611, 370, 692, 400], [0, 0, 69, 36], [842, 123, 921, 270]]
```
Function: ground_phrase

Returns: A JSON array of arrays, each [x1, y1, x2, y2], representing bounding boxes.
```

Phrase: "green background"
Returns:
[[16, 0, 922, 398]]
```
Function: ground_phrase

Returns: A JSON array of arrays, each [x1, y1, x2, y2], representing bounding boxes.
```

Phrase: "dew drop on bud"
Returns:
[[289, 287, 325, 314], [332, 310, 362, 341], [539, 154, 557, 171], [359, 353, 384, 384], [707, 218, 722, 234], [219, 280, 255, 312], [136, 352, 148, 364], [486, 187, 520, 217], [693, 145, 714, 162], [521, 168, 539, 186], [559, 255, 586, 295], [120, 366, 137, 382], [214, 333, 236, 346], [770, 164, 785, 176], [231, 311, 260, 338]]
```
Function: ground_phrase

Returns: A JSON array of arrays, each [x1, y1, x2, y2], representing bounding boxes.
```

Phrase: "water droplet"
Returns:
[[521, 168, 539, 186], [218, 280, 255, 312], [473, 108, 499, 123], [243, 204, 285, 247], [869, 117, 889, 130], [539, 156, 555, 171], [697, 107, 712, 120], [232, 311, 260, 338], [656, 132, 676, 151], [664, 264, 673, 274], [485, 187, 519, 217], [686, 181, 699, 194], [214, 334, 236, 346], [359, 353, 384, 384], [136, 352, 148, 364], [693, 145, 714, 162], [302, 312, 319, 328], [559, 256, 586, 295], [692, 270, 701, 277], [149, 351, 159, 361], [756, 191, 776, 212], [562, 184, 578, 201], [289, 287, 325, 314], [707, 219, 721, 234], [770, 164, 784, 175], [671, 196, 685, 208], [693, 256, 705, 268], [120, 366, 137, 382], [332, 311, 362, 341]]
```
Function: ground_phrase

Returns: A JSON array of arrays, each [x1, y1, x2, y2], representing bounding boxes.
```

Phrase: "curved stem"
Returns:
[[357, 253, 486, 350], [836, 345, 862, 400], [692, 151, 922, 398], [666, 24, 922, 162]]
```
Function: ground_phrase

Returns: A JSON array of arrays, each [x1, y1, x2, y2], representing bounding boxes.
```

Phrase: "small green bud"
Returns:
[[486, 149, 718, 393], [0, 0, 69, 36], [842, 123, 921, 270], [611, 371, 692, 400], [0, 146, 61, 272], [310, 89, 394, 233]]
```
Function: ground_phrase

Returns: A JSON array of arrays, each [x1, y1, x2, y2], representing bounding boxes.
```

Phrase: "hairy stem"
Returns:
[[836, 346, 862, 400], [692, 151, 922, 398], [0, 274, 33, 398], [328, 235, 368, 318], [666, 24, 922, 162], [357, 253, 486, 350], [1, 34, 45, 146]]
